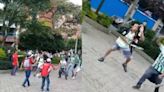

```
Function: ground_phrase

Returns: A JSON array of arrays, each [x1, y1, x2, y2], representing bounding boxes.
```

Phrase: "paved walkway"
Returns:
[[82, 21, 164, 92], [0, 70, 82, 92]]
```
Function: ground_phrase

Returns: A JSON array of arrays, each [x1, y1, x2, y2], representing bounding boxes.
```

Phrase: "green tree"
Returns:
[[21, 0, 51, 21], [53, 0, 81, 22], [19, 21, 65, 52], [0, 0, 28, 45]]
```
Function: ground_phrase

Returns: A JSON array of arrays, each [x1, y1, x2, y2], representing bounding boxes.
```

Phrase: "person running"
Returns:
[[11, 50, 19, 76], [58, 56, 68, 80], [98, 23, 145, 72], [132, 38, 164, 92], [21, 51, 34, 87], [40, 58, 53, 91]]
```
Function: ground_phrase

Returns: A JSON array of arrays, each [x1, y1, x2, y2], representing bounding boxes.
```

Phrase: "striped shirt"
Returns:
[[152, 53, 164, 73]]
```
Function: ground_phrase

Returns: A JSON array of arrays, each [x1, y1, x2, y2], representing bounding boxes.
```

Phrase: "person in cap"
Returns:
[[21, 51, 35, 87], [40, 58, 53, 91]]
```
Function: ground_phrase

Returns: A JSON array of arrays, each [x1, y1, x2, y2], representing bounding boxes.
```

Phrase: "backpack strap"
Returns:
[[122, 28, 130, 36]]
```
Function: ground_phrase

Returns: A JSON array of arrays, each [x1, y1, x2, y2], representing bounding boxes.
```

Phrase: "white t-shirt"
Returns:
[[38, 58, 44, 68], [116, 31, 135, 49], [60, 59, 67, 68]]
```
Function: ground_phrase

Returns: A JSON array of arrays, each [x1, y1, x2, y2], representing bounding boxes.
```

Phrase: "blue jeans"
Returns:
[[11, 66, 18, 75], [41, 75, 50, 90], [137, 66, 162, 92], [23, 70, 31, 86]]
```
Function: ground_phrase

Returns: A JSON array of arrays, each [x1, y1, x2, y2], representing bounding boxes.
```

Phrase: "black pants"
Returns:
[[58, 68, 67, 78]]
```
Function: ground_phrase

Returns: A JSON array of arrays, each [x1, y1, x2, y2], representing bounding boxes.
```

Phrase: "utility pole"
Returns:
[[124, 0, 139, 21]]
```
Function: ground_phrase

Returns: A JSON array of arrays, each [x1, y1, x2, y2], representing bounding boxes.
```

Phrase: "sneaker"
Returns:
[[22, 84, 26, 87], [122, 64, 127, 72], [41, 88, 44, 91], [65, 76, 68, 80], [72, 76, 75, 80], [98, 57, 104, 62], [47, 88, 49, 91], [33, 74, 36, 77], [28, 84, 30, 87], [132, 85, 141, 89], [154, 87, 159, 92]]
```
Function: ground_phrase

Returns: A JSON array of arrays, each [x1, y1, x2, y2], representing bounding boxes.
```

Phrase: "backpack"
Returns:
[[23, 58, 30, 67], [41, 63, 52, 77]]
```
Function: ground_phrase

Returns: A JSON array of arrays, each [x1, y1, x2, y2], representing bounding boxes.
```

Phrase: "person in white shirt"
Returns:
[[98, 23, 145, 72], [58, 57, 68, 80]]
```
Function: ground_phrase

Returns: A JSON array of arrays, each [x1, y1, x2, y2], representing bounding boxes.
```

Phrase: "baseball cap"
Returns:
[[46, 58, 51, 63]]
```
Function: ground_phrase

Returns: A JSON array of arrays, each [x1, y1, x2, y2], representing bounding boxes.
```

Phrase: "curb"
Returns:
[[0, 70, 11, 74], [84, 16, 154, 64], [0, 69, 24, 74]]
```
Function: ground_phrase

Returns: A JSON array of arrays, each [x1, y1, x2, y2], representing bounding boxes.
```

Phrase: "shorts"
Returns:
[[112, 43, 132, 59]]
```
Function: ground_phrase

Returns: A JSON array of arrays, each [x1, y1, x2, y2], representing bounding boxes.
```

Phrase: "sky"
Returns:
[[68, 0, 82, 6]]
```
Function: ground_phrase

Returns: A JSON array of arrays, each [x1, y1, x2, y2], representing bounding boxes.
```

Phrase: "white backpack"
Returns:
[[23, 58, 30, 67]]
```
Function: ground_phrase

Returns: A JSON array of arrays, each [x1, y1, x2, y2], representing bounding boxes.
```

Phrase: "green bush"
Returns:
[[19, 21, 65, 52], [97, 14, 113, 27], [52, 56, 61, 64], [0, 48, 7, 60], [130, 20, 141, 25], [82, 0, 91, 15], [138, 38, 160, 60], [87, 10, 98, 21], [65, 38, 82, 51], [138, 30, 159, 60], [18, 50, 26, 64], [158, 37, 164, 45], [0, 61, 12, 70], [144, 30, 156, 40]]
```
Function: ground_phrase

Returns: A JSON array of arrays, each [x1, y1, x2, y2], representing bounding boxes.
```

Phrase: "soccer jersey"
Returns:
[[152, 52, 164, 73]]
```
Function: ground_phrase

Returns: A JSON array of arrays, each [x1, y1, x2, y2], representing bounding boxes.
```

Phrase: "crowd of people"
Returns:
[[10, 49, 82, 91]]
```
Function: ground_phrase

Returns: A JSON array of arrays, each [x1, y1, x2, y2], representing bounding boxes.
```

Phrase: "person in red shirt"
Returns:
[[11, 50, 19, 76], [40, 58, 53, 91], [21, 51, 34, 87]]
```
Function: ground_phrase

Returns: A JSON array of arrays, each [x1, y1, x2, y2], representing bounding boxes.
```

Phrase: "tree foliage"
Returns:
[[19, 21, 65, 52]]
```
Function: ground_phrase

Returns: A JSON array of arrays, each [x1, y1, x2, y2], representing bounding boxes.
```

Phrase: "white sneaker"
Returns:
[[72, 76, 75, 80]]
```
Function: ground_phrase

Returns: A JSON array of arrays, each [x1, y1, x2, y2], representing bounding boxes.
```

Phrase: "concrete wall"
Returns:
[[91, 0, 156, 29]]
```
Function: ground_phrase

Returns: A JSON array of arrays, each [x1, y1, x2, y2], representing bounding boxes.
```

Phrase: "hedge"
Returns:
[[0, 60, 12, 70], [0, 48, 7, 60], [86, 10, 113, 28], [97, 14, 113, 27]]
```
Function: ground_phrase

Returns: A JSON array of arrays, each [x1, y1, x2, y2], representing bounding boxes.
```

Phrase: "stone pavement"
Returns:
[[82, 21, 164, 92], [0, 70, 82, 92]]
